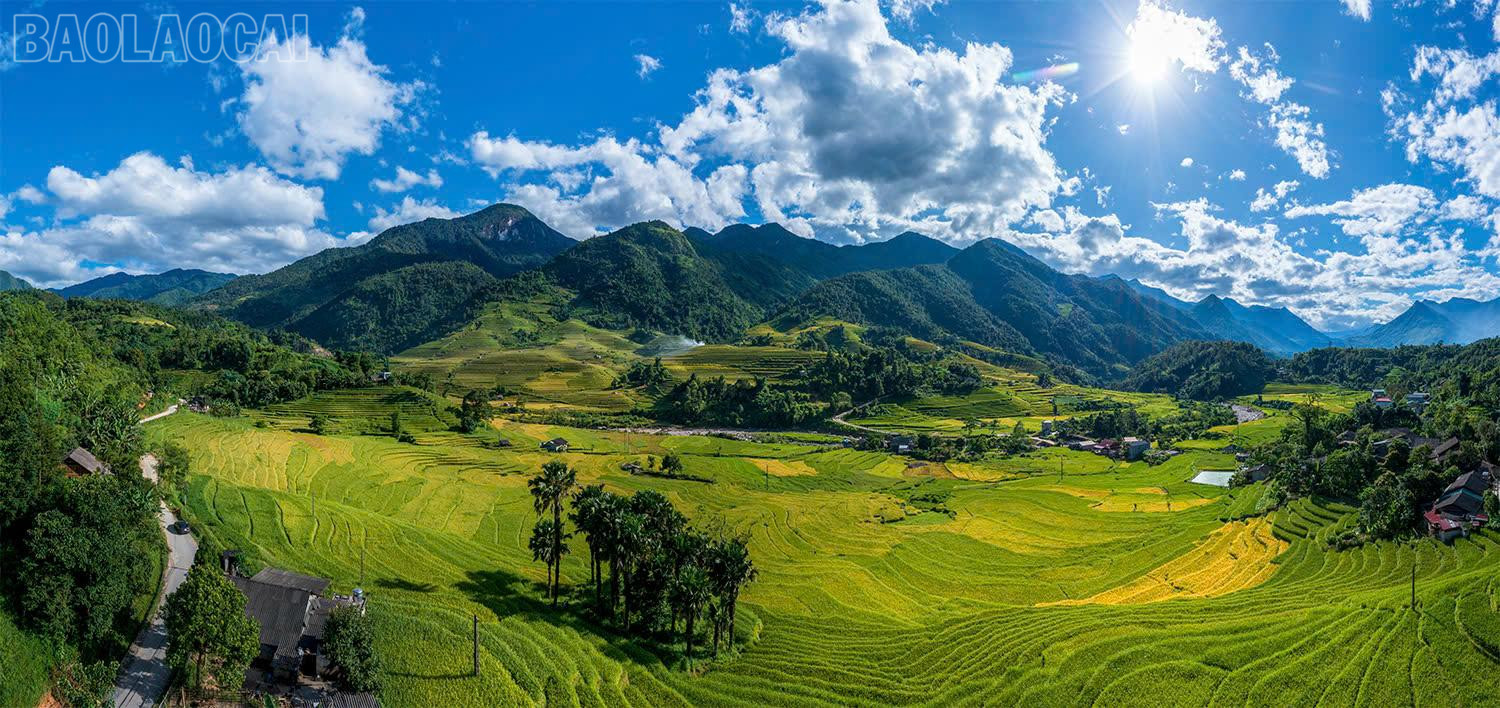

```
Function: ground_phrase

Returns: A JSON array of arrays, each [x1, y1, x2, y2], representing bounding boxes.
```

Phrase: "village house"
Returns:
[[541, 437, 570, 453], [1423, 467, 1492, 542], [1405, 392, 1430, 414], [370, 370, 393, 383], [231, 566, 365, 683], [887, 435, 915, 454], [60, 447, 110, 477], [1121, 437, 1151, 462]]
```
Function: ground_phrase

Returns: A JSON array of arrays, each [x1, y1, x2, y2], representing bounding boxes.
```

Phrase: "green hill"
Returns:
[[194, 204, 576, 351], [777, 238, 1208, 379], [1123, 340, 1275, 400], [56, 268, 237, 305], [0, 270, 32, 291], [542, 221, 764, 342]]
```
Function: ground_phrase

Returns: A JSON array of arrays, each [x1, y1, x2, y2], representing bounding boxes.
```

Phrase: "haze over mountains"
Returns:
[[26, 204, 1500, 371]]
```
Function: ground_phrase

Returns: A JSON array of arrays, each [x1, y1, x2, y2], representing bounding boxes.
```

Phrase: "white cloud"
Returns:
[[1009, 195, 1500, 329], [1180, 157, 1194, 167], [1126, 1, 1227, 76], [470, 0, 1069, 243], [1227, 169, 1246, 181], [1230, 45, 1333, 179], [13, 185, 45, 204], [370, 166, 443, 193], [237, 32, 421, 180], [1249, 179, 1299, 212], [887, 0, 945, 22], [1341, 0, 1372, 21], [1116, 123, 1131, 135], [729, 3, 754, 33], [367, 196, 463, 232], [634, 54, 663, 79], [1284, 183, 1437, 238], [0, 152, 347, 287], [1390, 46, 1500, 198], [1440, 194, 1489, 222]]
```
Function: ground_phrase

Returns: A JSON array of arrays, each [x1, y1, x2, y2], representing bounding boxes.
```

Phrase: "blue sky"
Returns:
[[2, 0, 1498, 329]]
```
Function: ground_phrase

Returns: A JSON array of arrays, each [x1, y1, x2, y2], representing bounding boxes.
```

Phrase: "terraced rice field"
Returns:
[[394, 301, 827, 412], [849, 366, 1185, 433], [148, 394, 1500, 707]]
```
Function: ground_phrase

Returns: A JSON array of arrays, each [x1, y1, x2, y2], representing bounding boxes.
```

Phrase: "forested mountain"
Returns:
[[1188, 295, 1331, 356], [193, 204, 576, 352], [1346, 297, 1500, 347], [541, 221, 765, 341], [777, 238, 1209, 378], [0, 269, 32, 291], [1122, 340, 1275, 400], [1121, 277, 1192, 310], [689, 223, 958, 278], [56, 268, 237, 306]]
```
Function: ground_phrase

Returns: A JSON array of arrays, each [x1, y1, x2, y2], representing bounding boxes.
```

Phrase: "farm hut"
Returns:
[[541, 438, 570, 453], [1429, 437, 1461, 465], [1424, 510, 1467, 542], [887, 435, 915, 454], [60, 447, 110, 477], [232, 567, 363, 684]]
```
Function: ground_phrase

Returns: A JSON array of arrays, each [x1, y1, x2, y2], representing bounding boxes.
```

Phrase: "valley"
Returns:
[[3, 205, 1499, 707]]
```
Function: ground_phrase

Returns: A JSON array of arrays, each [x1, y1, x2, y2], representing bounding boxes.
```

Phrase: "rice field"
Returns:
[[146, 391, 1500, 707], [393, 301, 829, 413], [848, 366, 1185, 433]]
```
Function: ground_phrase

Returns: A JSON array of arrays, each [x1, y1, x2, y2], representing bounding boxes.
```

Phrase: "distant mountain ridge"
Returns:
[[0, 270, 32, 291], [1122, 279, 1331, 355], [1346, 297, 1500, 348], [688, 223, 959, 278], [776, 238, 1210, 378], [56, 268, 237, 306]]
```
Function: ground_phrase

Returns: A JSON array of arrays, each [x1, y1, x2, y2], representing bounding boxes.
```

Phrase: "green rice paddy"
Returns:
[[146, 389, 1500, 707]]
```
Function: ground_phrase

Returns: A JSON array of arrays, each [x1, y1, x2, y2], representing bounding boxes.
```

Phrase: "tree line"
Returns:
[[527, 461, 757, 660]]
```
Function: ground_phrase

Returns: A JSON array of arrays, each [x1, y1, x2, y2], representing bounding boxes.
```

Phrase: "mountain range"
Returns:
[[54, 268, 237, 306], [0, 270, 32, 291], [19, 203, 1500, 373]]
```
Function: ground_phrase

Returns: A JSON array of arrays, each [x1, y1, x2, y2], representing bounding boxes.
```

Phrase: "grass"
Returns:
[[849, 365, 1184, 433], [0, 609, 52, 708], [148, 389, 1500, 707]]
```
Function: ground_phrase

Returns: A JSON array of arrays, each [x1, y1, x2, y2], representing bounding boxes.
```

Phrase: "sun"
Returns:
[[1127, 35, 1169, 86]]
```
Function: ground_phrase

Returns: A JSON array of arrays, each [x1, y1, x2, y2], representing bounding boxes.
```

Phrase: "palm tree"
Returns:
[[529, 460, 576, 605], [570, 484, 609, 609], [671, 564, 712, 659], [612, 511, 646, 632], [528, 518, 569, 601], [709, 537, 756, 649]]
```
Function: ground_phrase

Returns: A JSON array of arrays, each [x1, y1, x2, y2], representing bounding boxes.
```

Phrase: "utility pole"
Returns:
[[473, 615, 480, 676]]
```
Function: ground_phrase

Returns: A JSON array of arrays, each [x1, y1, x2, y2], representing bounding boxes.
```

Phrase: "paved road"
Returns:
[[113, 407, 196, 708], [139, 402, 180, 424]]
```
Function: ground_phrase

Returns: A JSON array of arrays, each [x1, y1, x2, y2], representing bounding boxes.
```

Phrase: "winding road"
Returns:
[[113, 404, 197, 708]]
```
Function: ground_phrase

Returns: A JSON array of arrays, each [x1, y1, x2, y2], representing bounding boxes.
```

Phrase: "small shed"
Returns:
[[541, 438, 570, 453], [60, 447, 110, 477], [886, 435, 914, 454]]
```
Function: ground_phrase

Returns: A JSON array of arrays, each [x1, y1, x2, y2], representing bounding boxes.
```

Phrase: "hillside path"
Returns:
[[113, 408, 197, 708]]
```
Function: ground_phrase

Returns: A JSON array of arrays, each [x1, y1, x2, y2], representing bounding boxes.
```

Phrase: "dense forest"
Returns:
[[1122, 340, 1275, 400], [0, 291, 376, 704]]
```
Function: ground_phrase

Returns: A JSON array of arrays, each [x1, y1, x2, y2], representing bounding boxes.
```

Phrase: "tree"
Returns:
[[458, 389, 493, 433], [570, 485, 610, 610], [309, 414, 330, 435], [1358, 472, 1416, 540], [322, 606, 382, 692], [708, 537, 756, 651], [389, 410, 403, 438], [1484, 489, 1498, 525], [661, 453, 684, 476], [528, 460, 577, 605], [670, 564, 712, 659], [157, 440, 192, 491], [529, 519, 571, 606], [164, 562, 259, 693]]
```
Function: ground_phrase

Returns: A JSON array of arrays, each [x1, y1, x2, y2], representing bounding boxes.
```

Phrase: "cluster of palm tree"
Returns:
[[526, 460, 757, 659]]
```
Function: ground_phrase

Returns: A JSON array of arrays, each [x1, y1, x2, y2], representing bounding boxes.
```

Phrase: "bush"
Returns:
[[323, 607, 382, 692]]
